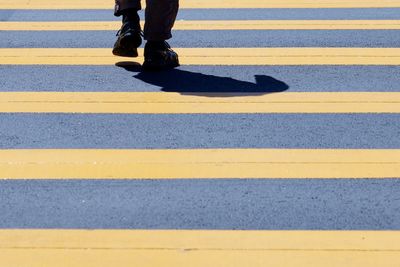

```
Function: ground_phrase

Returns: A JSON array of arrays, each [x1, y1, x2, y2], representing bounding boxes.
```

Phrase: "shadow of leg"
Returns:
[[116, 62, 289, 96]]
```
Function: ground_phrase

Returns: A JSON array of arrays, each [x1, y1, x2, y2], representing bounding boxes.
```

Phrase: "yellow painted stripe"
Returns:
[[1, 149, 400, 179], [1, 92, 400, 114], [1, 249, 399, 267], [2, 0, 400, 9], [1, 230, 400, 250], [0, 230, 399, 267], [3, 20, 400, 30], [2, 48, 400, 65]]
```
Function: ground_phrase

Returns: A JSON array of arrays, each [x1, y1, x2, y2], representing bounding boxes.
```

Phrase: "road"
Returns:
[[0, 0, 400, 266]]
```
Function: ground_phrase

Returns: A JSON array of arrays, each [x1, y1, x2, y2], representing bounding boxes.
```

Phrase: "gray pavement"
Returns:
[[2, 8, 400, 21], [1, 179, 399, 229], [3, 30, 400, 48], [1, 66, 400, 92], [1, 114, 400, 149]]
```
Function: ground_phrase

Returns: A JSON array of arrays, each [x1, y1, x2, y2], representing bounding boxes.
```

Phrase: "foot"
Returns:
[[143, 41, 180, 71], [112, 21, 142, 57]]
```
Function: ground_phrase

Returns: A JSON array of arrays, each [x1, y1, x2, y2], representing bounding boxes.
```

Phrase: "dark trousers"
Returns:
[[115, 0, 179, 41]]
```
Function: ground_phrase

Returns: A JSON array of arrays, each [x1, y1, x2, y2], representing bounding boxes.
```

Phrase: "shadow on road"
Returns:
[[116, 62, 289, 97]]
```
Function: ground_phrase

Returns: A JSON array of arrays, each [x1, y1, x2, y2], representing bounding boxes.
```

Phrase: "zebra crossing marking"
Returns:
[[1, 92, 400, 114], [2, 48, 400, 65], [0, 230, 399, 267], [3, 20, 400, 30], [1, 149, 400, 179], [1, 229, 399, 250]]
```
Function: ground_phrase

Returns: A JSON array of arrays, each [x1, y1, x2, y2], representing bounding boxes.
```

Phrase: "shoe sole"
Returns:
[[112, 34, 141, 57], [142, 59, 180, 71]]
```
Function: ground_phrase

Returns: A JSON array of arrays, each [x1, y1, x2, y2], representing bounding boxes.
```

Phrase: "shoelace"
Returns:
[[116, 22, 144, 37]]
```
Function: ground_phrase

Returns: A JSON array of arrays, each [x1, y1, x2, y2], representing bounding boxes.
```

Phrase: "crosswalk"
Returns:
[[1, 0, 400, 266], [2, 92, 400, 113], [3, 48, 400, 65]]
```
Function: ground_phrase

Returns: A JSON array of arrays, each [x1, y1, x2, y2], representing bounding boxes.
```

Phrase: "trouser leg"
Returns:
[[144, 0, 179, 41], [114, 0, 141, 16]]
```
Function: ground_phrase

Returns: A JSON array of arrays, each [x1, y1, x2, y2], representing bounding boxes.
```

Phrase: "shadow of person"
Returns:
[[116, 62, 289, 97]]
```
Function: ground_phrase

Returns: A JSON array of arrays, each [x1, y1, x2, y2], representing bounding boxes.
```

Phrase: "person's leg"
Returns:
[[112, 0, 142, 57], [114, 0, 141, 17], [144, 0, 178, 41], [142, 0, 180, 70]]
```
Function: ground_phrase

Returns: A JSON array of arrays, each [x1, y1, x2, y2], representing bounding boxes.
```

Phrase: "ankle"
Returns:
[[122, 9, 140, 24], [145, 41, 168, 50]]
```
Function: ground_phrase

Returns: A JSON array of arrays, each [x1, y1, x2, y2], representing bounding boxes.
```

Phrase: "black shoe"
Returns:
[[143, 41, 180, 71], [112, 21, 142, 57]]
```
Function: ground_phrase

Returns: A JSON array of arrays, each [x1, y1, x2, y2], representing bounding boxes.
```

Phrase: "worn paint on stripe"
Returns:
[[1, 149, 400, 179], [1, 92, 400, 113], [0, 230, 399, 267], [2, 0, 400, 9], [3, 20, 400, 30], [1, 48, 400, 65]]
